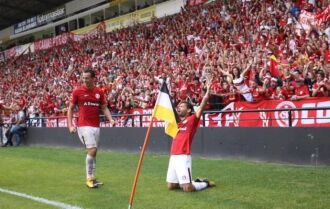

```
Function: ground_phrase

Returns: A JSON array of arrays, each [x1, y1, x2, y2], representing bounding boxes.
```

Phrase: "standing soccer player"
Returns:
[[67, 69, 115, 188], [167, 79, 215, 192]]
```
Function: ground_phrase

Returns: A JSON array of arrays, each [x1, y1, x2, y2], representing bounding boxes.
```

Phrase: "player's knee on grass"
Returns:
[[182, 183, 195, 192], [167, 183, 179, 190]]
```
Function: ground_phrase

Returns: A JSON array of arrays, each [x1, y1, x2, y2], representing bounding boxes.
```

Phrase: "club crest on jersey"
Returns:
[[95, 93, 100, 99]]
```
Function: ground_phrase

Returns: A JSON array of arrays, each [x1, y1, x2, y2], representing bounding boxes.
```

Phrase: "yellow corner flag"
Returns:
[[152, 82, 179, 138]]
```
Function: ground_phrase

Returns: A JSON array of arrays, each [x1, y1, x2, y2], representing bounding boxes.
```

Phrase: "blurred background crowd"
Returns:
[[0, 0, 329, 121]]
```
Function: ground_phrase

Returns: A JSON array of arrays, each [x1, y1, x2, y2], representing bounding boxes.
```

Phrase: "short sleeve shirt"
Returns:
[[171, 114, 200, 155], [70, 86, 106, 127]]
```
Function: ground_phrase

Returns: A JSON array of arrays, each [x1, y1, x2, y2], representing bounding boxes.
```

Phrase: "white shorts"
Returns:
[[77, 127, 100, 149], [166, 155, 192, 185]]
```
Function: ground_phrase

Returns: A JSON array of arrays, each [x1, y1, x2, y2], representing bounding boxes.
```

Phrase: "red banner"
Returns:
[[205, 98, 330, 127], [120, 98, 330, 128], [34, 33, 69, 52], [52, 33, 70, 47], [42, 98, 330, 128], [34, 38, 53, 52]]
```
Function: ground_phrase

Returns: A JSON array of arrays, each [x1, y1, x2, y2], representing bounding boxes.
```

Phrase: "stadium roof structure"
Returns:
[[0, 0, 72, 31]]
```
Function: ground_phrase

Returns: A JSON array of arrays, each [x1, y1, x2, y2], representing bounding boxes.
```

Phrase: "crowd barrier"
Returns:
[[25, 98, 330, 128]]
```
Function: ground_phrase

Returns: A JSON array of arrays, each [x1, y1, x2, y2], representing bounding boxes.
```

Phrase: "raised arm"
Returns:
[[195, 80, 212, 119], [241, 59, 253, 77]]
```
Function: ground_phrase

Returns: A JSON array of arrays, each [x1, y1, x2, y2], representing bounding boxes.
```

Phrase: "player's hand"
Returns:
[[110, 119, 116, 127], [68, 126, 77, 133]]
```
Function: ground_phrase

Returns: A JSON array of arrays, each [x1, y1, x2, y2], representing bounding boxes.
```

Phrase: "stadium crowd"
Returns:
[[0, 0, 329, 122]]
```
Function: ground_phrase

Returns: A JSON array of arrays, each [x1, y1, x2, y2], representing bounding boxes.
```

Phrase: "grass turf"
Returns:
[[0, 146, 329, 209]]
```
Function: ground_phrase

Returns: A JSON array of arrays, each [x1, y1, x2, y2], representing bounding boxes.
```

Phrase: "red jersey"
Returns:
[[312, 83, 327, 97], [171, 114, 200, 155], [295, 85, 309, 96], [281, 87, 295, 100], [251, 87, 265, 102], [70, 85, 106, 127]]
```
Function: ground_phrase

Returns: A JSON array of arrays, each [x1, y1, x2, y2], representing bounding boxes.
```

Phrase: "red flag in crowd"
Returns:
[[269, 55, 281, 77], [315, 4, 330, 23]]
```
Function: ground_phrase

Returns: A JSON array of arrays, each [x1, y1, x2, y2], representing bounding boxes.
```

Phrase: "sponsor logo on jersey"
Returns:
[[83, 102, 99, 107]]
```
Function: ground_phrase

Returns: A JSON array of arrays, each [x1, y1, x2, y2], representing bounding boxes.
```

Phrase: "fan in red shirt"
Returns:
[[167, 79, 215, 193], [67, 69, 115, 189], [177, 75, 191, 102], [312, 71, 328, 97], [291, 78, 310, 101], [190, 77, 202, 99], [281, 79, 295, 100], [250, 80, 266, 102]]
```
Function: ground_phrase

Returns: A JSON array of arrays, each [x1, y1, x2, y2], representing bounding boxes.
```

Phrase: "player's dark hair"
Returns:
[[180, 101, 194, 114], [83, 68, 96, 78]]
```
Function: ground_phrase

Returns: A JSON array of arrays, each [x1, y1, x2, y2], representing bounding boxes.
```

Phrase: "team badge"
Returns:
[[95, 93, 100, 99]]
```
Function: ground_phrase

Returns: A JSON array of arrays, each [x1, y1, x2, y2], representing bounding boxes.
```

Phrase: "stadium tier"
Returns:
[[0, 0, 329, 120]]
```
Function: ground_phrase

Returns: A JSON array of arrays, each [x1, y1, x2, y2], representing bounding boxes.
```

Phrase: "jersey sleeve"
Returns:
[[99, 90, 107, 105]]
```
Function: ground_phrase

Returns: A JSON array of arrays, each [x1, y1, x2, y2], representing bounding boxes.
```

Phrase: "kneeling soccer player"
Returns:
[[167, 80, 215, 192]]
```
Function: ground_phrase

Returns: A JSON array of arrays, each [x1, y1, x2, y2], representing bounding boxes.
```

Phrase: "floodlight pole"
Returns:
[[128, 117, 155, 209]]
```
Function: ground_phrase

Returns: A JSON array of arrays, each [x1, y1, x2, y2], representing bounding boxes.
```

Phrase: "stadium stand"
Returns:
[[0, 0, 329, 121]]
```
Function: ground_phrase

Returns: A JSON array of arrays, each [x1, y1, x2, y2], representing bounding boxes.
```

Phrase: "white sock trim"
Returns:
[[192, 181, 208, 191]]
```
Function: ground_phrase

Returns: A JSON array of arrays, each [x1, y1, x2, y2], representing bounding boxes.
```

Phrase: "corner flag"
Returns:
[[129, 82, 179, 209], [152, 82, 179, 138]]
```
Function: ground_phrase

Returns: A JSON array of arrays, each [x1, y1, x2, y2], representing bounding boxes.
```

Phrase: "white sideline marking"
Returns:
[[0, 188, 83, 209]]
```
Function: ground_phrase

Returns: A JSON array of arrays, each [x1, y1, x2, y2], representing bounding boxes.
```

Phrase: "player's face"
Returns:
[[177, 103, 189, 117], [82, 72, 94, 88]]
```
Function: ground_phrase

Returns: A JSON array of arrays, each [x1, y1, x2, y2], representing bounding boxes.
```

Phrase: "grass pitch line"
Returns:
[[0, 188, 83, 209]]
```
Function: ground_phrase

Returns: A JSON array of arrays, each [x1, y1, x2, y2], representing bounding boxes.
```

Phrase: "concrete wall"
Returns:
[[25, 127, 330, 165], [66, 0, 107, 14]]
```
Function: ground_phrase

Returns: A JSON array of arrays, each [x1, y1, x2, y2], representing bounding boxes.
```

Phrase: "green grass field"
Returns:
[[0, 147, 329, 209]]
